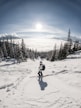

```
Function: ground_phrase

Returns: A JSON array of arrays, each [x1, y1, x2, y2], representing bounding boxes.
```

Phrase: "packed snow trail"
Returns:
[[0, 51, 81, 108], [1, 72, 81, 108]]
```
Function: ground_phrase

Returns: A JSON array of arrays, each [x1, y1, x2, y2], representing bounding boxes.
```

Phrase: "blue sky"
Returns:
[[0, 0, 81, 38]]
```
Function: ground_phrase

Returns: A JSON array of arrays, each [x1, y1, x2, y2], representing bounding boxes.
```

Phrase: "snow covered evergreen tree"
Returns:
[[51, 44, 57, 61], [58, 43, 63, 60], [2, 42, 8, 58], [0, 48, 4, 61], [73, 40, 79, 51], [21, 39, 27, 60], [9, 38, 15, 58], [62, 43, 69, 59]]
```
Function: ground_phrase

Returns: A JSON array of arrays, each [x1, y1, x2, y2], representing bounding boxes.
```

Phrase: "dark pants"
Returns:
[[38, 71, 43, 76]]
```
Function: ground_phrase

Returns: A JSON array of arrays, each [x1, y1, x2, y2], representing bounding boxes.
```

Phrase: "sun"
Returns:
[[35, 23, 42, 31]]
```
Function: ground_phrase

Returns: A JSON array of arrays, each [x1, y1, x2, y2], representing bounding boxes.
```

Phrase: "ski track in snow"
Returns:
[[0, 52, 81, 108]]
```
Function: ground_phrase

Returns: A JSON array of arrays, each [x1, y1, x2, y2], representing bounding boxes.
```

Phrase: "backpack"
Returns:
[[42, 65, 45, 70]]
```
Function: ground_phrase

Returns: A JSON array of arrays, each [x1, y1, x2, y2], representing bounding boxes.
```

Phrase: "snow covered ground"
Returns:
[[0, 51, 81, 108]]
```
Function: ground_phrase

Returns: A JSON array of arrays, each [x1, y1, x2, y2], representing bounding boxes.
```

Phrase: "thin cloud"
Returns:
[[0, 32, 18, 37], [16, 24, 67, 38]]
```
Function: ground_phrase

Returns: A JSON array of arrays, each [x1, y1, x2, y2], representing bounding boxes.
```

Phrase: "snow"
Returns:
[[0, 52, 81, 108]]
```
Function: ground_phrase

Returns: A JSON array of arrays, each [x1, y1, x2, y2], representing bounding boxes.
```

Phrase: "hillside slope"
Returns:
[[0, 51, 81, 108]]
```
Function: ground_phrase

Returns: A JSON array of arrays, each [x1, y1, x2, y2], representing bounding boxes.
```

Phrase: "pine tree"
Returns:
[[73, 40, 79, 51], [34, 50, 38, 59], [62, 43, 69, 59], [2, 42, 8, 58], [0, 48, 4, 61], [67, 29, 71, 41], [67, 29, 72, 53], [9, 38, 15, 58], [14, 44, 23, 63], [58, 43, 63, 60], [21, 39, 27, 60], [51, 44, 57, 61]]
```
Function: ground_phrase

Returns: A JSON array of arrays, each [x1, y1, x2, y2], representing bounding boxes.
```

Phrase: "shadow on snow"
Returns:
[[38, 76, 48, 91]]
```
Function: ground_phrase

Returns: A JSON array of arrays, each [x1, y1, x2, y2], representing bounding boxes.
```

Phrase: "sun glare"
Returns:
[[35, 23, 42, 31]]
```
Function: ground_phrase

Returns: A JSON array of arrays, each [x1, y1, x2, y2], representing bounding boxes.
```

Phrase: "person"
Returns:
[[38, 61, 44, 77]]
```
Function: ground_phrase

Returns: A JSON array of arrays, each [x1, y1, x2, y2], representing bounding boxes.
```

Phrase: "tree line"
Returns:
[[50, 30, 81, 61], [0, 37, 39, 63], [0, 31, 81, 63]]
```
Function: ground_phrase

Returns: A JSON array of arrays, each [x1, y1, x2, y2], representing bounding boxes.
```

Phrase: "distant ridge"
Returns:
[[0, 35, 20, 40]]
